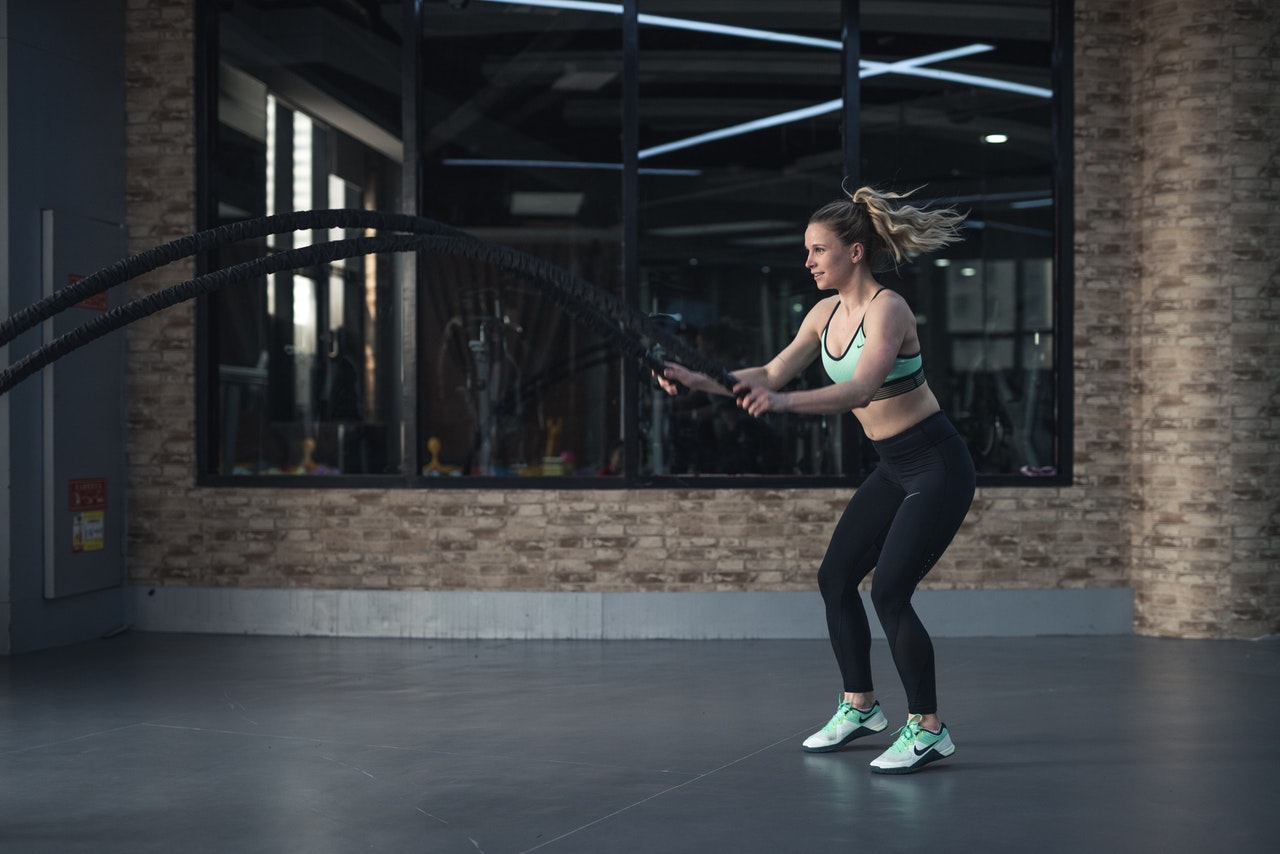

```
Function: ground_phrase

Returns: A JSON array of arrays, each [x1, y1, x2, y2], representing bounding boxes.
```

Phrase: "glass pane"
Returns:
[[212, 2, 404, 476], [418, 2, 623, 478], [637, 2, 849, 476], [859, 0, 1057, 477]]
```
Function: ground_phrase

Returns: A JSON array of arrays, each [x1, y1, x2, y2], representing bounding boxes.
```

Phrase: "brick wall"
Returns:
[[1127, 0, 1280, 637], [121, 0, 1280, 639]]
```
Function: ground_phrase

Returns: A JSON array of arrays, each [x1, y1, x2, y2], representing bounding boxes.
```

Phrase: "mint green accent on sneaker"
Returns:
[[802, 698, 889, 753], [869, 713, 955, 774]]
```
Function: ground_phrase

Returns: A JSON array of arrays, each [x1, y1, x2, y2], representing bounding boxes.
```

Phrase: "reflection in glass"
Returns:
[[199, 0, 1064, 484], [638, 1, 848, 477], [418, 2, 623, 478], [860, 0, 1057, 477], [211, 2, 403, 476]]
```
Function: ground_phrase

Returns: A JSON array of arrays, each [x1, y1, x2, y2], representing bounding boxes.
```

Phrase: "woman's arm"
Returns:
[[737, 292, 913, 417], [659, 297, 832, 397]]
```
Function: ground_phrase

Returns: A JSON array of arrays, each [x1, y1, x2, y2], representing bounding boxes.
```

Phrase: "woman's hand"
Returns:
[[734, 382, 786, 417], [659, 362, 702, 395]]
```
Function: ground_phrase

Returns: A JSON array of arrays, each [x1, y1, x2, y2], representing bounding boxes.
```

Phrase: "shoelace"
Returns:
[[887, 715, 925, 752], [823, 701, 857, 731]]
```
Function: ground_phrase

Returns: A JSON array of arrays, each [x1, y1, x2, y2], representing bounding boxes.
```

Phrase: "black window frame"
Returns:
[[193, 0, 1073, 490]]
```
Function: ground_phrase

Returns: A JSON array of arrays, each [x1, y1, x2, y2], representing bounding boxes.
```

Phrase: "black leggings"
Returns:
[[817, 412, 975, 715]]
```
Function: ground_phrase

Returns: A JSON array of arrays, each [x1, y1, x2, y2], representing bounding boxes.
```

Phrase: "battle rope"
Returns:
[[0, 211, 456, 348], [0, 212, 741, 397]]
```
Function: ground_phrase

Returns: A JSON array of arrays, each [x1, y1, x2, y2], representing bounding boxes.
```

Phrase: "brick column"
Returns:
[[124, 0, 202, 581], [1129, 0, 1280, 637]]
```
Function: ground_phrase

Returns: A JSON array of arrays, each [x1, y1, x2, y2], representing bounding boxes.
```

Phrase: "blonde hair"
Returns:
[[809, 185, 966, 272]]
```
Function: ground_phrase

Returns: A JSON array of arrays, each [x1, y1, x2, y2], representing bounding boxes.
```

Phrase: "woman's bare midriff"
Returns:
[[853, 382, 942, 441]]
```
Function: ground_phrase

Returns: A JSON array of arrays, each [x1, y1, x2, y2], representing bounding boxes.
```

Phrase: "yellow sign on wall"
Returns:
[[72, 510, 105, 553]]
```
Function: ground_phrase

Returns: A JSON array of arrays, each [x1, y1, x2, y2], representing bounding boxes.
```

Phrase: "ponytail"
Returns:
[[809, 185, 966, 272]]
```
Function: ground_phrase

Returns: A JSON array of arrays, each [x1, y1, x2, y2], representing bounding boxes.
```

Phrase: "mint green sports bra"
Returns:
[[820, 290, 926, 401]]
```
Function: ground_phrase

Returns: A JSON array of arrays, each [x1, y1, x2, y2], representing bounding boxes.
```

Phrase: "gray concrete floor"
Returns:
[[1, 632, 1277, 853]]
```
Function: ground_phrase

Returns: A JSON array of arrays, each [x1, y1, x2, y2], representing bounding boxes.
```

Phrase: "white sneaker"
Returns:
[[869, 714, 955, 774], [802, 699, 888, 753]]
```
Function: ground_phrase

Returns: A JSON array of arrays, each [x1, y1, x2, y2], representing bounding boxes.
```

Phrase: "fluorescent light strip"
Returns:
[[443, 157, 700, 176], [731, 234, 805, 247], [639, 99, 842, 160], [636, 13, 841, 50], [476, 0, 621, 13], [874, 66, 1052, 99], [964, 220, 1053, 238], [650, 219, 794, 237], [638, 45, 995, 160], [859, 44, 1050, 98], [476, 1, 1043, 99], [859, 43, 995, 79], [474, 0, 842, 50], [470, 2, 1048, 161], [944, 190, 1051, 204]]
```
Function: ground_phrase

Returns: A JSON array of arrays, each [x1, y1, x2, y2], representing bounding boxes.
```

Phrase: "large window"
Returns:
[[199, 0, 1069, 486]]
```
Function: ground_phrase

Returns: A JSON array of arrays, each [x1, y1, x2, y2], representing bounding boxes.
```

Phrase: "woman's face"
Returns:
[[804, 222, 861, 291]]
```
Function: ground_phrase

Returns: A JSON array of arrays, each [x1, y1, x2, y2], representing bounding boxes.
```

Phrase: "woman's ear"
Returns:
[[847, 242, 866, 264]]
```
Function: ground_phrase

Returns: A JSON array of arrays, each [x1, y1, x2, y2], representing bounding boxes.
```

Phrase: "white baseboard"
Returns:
[[130, 586, 1134, 639]]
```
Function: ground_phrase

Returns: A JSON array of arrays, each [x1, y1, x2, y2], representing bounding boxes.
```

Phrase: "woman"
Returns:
[[659, 185, 975, 774]]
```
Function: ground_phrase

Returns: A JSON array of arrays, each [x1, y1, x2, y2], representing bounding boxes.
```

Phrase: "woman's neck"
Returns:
[[836, 270, 883, 313]]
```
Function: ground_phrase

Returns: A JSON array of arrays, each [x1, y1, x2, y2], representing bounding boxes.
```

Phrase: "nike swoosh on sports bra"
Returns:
[[819, 289, 927, 401]]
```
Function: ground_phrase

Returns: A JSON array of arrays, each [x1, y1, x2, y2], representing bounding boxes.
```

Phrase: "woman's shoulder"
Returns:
[[872, 285, 907, 304], [812, 293, 842, 315], [869, 286, 912, 317], [802, 295, 841, 331], [863, 287, 916, 339]]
